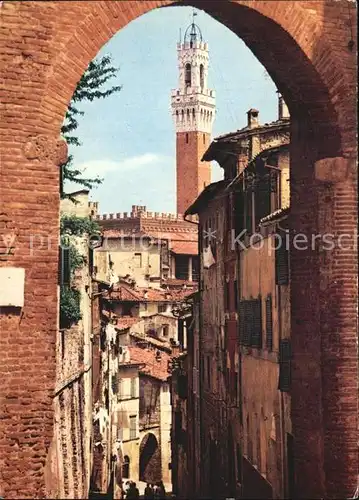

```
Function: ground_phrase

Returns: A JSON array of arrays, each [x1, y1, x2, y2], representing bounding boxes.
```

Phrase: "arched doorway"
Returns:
[[0, 2, 357, 499], [122, 455, 130, 479], [139, 433, 161, 484]]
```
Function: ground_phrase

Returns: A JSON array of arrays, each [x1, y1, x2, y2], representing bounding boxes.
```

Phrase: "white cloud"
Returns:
[[75, 153, 166, 178]]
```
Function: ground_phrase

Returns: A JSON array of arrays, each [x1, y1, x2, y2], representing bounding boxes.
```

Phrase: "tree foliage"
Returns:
[[60, 287, 82, 329], [60, 214, 101, 237], [60, 55, 122, 196]]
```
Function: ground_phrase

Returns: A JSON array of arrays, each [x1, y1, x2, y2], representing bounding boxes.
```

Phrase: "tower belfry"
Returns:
[[171, 13, 216, 214]]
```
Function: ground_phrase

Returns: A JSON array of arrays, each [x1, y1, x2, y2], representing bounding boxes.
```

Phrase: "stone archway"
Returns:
[[0, 1, 357, 499], [139, 433, 161, 484]]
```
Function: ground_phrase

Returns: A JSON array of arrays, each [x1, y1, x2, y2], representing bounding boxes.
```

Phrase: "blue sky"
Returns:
[[67, 6, 277, 214]]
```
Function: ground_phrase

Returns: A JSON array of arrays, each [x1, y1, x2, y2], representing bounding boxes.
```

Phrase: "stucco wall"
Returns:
[[95, 239, 162, 287]]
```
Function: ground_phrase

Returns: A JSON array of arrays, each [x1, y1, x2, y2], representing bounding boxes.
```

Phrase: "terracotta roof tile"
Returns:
[[115, 316, 139, 331], [108, 282, 195, 303], [170, 240, 198, 255], [127, 345, 170, 381], [130, 332, 172, 352]]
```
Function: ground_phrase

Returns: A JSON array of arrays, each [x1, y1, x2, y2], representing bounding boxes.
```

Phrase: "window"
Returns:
[[255, 171, 271, 228], [244, 183, 254, 235], [186, 133, 189, 144], [117, 427, 123, 441], [89, 247, 94, 276], [185, 63, 191, 86], [234, 280, 239, 311], [238, 297, 262, 348], [278, 339, 291, 392], [200, 64, 204, 88], [234, 371, 238, 404], [225, 280, 230, 312], [129, 415, 136, 440], [203, 133, 206, 144], [265, 295, 273, 350], [207, 356, 211, 388], [162, 325, 169, 338], [111, 375, 118, 395], [192, 256, 199, 281], [175, 255, 189, 280], [58, 246, 70, 286], [122, 456, 130, 478], [130, 378, 136, 398], [161, 242, 169, 266], [275, 231, 289, 285], [158, 303, 167, 313], [134, 253, 142, 268]]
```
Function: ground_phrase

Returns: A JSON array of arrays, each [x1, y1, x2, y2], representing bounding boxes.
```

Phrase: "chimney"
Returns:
[[278, 93, 290, 120], [247, 108, 259, 128]]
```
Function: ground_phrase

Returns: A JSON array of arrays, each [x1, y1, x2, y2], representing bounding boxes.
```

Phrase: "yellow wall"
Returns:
[[95, 239, 162, 288]]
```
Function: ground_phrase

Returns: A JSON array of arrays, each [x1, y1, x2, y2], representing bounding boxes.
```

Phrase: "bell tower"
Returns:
[[171, 14, 216, 214]]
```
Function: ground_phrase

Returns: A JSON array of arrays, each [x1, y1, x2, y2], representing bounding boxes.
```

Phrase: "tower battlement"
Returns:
[[95, 211, 198, 223]]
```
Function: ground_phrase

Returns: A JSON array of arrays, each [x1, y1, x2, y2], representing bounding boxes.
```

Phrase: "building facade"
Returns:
[[94, 205, 199, 289], [177, 98, 293, 499], [52, 191, 97, 498]]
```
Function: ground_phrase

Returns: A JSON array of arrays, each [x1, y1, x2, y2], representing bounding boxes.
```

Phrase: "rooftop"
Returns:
[[127, 345, 171, 381], [185, 180, 229, 216], [105, 281, 196, 303]]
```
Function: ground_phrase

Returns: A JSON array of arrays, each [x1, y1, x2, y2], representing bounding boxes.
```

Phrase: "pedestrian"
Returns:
[[144, 482, 154, 499], [125, 481, 139, 499], [158, 480, 166, 499], [154, 481, 166, 499], [153, 482, 160, 498]]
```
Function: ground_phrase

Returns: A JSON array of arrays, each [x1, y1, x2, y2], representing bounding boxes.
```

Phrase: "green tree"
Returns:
[[60, 55, 122, 197]]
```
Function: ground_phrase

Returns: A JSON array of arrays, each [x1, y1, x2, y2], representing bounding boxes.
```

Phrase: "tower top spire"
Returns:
[[184, 9, 203, 45]]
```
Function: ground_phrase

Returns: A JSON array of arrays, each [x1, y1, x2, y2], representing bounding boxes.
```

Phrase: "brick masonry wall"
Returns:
[[0, 1, 357, 498], [176, 132, 211, 214]]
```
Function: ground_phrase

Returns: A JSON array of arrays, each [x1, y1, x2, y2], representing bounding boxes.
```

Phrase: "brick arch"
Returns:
[[0, 1, 357, 499], [29, 0, 354, 159]]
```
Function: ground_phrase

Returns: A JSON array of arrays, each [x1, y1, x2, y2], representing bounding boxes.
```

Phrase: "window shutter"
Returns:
[[58, 246, 71, 286], [234, 188, 244, 237], [251, 298, 262, 348], [243, 301, 251, 346], [255, 174, 271, 226], [266, 295, 273, 351], [239, 301, 245, 344], [89, 247, 94, 276], [275, 231, 289, 285], [245, 190, 252, 235], [225, 281, 230, 311], [112, 375, 118, 395], [58, 246, 62, 285], [279, 339, 291, 392], [234, 280, 238, 311]]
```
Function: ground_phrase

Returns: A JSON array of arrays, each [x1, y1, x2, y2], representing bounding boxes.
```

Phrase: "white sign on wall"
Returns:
[[0, 267, 25, 307]]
